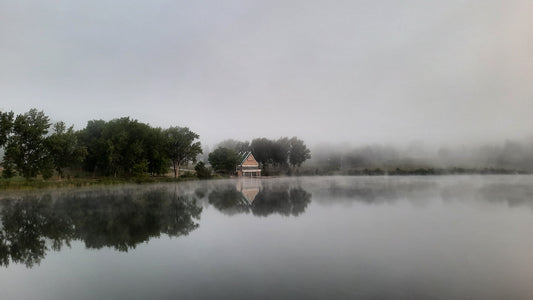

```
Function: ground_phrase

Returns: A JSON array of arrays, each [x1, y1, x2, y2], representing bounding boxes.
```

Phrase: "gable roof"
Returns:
[[238, 151, 255, 165]]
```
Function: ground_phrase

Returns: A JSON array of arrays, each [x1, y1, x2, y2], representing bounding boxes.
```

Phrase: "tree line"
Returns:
[[309, 141, 533, 175], [0, 109, 201, 179], [208, 137, 311, 174], [0, 109, 312, 179]]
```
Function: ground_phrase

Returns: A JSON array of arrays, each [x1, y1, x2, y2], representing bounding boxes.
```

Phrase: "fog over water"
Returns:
[[1, 176, 533, 299], [1, 1, 532, 147]]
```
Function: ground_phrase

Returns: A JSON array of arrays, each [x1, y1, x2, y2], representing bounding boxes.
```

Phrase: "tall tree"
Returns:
[[165, 127, 202, 178], [46, 122, 87, 180], [145, 127, 170, 176], [78, 120, 108, 177], [251, 138, 274, 166], [101, 118, 152, 177], [272, 137, 290, 166], [4, 109, 51, 179], [0, 110, 15, 177], [0, 110, 14, 148], [288, 137, 311, 168]]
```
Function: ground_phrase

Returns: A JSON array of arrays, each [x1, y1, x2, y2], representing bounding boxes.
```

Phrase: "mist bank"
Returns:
[[306, 139, 533, 174]]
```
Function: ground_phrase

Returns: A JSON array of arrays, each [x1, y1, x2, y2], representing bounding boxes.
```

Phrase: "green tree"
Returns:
[[78, 120, 108, 177], [208, 147, 240, 174], [101, 117, 145, 177], [79, 118, 165, 177], [4, 109, 51, 179], [145, 127, 170, 176], [0, 110, 15, 178], [288, 137, 311, 168], [251, 138, 274, 166], [46, 122, 87, 180], [272, 137, 290, 166], [165, 127, 202, 178], [194, 161, 211, 179], [2, 160, 16, 178], [0, 110, 14, 147]]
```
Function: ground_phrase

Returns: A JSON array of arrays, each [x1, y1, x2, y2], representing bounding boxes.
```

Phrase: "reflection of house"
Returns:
[[236, 152, 261, 177], [236, 179, 262, 203]]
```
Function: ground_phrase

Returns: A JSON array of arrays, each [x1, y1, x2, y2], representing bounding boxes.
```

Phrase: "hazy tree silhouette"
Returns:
[[208, 186, 251, 215], [207, 184, 312, 217], [0, 187, 202, 268], [252, 186, 311, 217]]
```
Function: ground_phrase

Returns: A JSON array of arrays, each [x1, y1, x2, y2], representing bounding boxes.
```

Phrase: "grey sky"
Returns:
[[1, 0, 532, 147]]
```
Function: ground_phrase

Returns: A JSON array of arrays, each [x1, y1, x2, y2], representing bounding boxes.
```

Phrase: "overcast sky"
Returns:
[[1, 0, 532, 147]]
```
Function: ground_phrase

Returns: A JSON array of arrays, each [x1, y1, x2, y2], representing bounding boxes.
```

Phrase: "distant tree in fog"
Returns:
[[250, 136, 311, 170], [289, 137, 311, 168], [216, 139, 250, 153], [251, 138, 274, 166], [272, 137, 290, 166]]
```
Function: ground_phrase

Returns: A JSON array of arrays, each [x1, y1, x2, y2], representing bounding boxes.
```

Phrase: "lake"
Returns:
[[0, 175, 532, 299]]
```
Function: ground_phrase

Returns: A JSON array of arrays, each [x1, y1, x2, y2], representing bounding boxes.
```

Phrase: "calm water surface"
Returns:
[[1, 175, 533, 299]]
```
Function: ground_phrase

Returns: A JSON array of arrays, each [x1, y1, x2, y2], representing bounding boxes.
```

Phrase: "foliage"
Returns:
[[208, 147, 240, 174], [251, 138, 274, 165], [4, 109, 51, 179], [194, 161, 211, 179], [144, 127, 170, 175], [46, 122, 87, 179], [250, 136, 311, 171], [288, 137, 311, 167], [103, 118, 152, 177], [79, 118, 173, 177], [165, 127, 202, 178], [78, 120, 108, 176], [1, 160, 16, 179], [216, 139, 250, 152], [0, 108, 313, 180], [0, 110, 14, 147]]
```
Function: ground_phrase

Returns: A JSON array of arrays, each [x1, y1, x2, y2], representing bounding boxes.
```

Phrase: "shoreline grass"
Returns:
[[0, 175, 223, 191]]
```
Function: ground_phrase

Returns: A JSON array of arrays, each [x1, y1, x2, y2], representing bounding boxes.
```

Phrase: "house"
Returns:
[[236, 151, 261, 177]]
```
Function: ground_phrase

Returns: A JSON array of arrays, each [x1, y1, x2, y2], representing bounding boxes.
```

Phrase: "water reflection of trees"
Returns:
[[479, 183, 533, 209], [208, 188, 251, 215], [0, 188, 202, 268], [208, 183, 312, 217]]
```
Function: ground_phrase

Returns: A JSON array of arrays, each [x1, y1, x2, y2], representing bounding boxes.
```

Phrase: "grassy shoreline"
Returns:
[[0, 175, 219, 191]]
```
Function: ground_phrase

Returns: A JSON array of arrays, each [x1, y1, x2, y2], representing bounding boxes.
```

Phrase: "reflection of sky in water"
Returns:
[[1, 175, 533, 299]]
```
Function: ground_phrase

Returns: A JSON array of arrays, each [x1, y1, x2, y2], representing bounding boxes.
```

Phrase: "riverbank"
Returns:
[[0, 175, 223, 191]]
